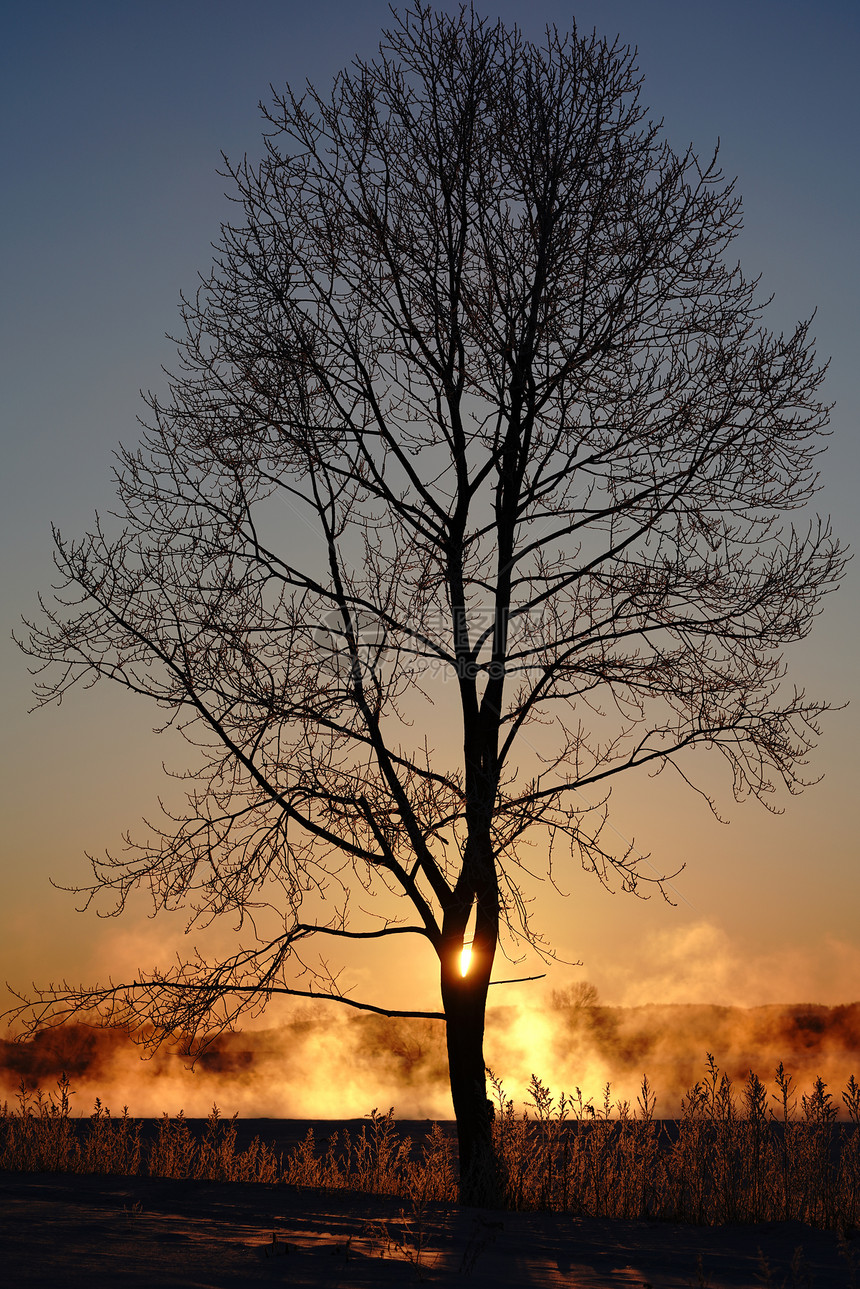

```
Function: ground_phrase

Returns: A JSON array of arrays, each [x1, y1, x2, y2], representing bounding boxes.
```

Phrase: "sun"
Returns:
[[460, 943, 472, 976]]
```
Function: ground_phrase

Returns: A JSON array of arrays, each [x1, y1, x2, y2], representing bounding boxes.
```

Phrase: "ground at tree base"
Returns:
[[2, 1172, 858, 1287]]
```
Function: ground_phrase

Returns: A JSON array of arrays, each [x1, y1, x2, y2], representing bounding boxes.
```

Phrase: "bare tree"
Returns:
[[12, 5, 844, 1202]]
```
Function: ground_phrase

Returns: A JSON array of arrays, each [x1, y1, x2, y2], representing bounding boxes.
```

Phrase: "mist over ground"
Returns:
[[3, 990, 858, 1120]]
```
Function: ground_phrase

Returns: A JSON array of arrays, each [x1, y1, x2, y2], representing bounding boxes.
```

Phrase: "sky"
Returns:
[[2, 0, 859, 1054]]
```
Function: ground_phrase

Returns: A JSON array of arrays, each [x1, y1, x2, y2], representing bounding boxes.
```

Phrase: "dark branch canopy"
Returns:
[[11, 4, 844, 1047]]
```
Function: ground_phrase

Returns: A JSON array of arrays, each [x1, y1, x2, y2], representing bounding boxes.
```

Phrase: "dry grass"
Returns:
[[0, 1073, 280, 1183], [281, 1108, 457, 1201], [486, 1060, 860, 1228], [2, 1056, 859, 1230]]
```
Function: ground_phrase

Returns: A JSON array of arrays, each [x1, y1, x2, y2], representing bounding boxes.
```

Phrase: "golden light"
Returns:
[[460, 942, 473, 976]]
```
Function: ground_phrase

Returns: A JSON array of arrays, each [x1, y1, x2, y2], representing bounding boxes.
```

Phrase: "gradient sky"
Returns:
[[2, 0, 858, 1025]]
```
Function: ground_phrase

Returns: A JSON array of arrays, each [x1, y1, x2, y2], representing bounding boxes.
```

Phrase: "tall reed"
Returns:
[[2, 1057, 859, 1230]]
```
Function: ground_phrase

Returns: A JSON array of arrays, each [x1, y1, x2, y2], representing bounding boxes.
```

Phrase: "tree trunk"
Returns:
[[441, 942, 505, 1206]]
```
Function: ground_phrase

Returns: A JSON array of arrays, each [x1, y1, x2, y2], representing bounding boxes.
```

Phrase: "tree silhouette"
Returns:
[[13, 5, 844, 1202]]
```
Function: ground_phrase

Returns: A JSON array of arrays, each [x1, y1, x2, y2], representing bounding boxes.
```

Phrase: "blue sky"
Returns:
[[2, 1, 858, 1014]]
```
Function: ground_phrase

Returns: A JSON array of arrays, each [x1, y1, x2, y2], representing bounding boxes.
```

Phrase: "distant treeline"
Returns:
[[2, 995, 859, 1119]]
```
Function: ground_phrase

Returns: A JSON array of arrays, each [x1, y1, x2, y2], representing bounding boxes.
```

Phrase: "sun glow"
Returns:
[[460, 942, 473, 976]]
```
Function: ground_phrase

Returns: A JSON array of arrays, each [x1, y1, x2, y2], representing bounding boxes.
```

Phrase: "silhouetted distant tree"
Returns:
[[12, 5, 844, 1202]]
